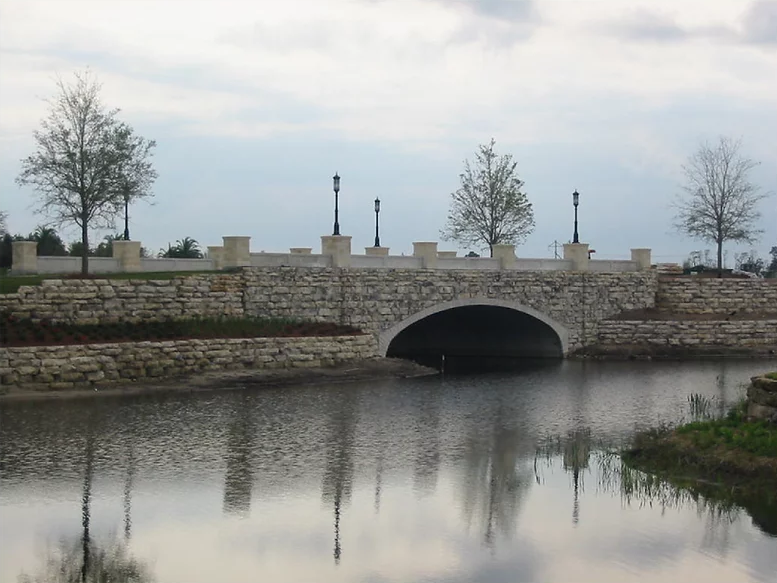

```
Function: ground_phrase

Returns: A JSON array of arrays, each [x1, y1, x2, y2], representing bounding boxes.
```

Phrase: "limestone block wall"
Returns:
[[747, 374, 777, 421], [657, 277, 777, 314], [0, 268, 658, 353], [1, 335, 375, 391], [595, 320, 777, 354], [5, 275, 246, 324], [240, 268, 659, 351]]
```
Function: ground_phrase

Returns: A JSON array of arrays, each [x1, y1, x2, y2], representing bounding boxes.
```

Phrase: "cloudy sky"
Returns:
[[0, 0, 775, 263]]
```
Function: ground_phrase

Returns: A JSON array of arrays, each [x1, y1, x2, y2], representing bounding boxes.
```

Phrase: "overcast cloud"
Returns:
[[0, 0, 774, 263]]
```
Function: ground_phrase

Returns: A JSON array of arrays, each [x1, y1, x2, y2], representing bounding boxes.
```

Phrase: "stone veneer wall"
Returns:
[[595, 319, 777, 355], [747, 374, 777, 421], [657, 277, 777, 314], [1, 335, 376, 392], [0, 268, 659, 353]]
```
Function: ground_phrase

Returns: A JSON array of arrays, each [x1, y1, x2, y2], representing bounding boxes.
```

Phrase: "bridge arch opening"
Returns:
[[380, 299, 568, 370]]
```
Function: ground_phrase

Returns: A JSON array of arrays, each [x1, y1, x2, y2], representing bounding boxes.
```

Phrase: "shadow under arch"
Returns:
[[379, 298, 570, 361]]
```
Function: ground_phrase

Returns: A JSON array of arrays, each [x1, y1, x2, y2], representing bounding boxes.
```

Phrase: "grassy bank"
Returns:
[[0, 270, 219, 294], [623, 397, 777, 485]]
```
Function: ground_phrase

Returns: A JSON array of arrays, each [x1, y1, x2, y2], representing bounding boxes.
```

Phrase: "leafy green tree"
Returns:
[[0, 210, 7, 236], [769, 246, 777, 273], [29, 225, 67, 256], [441, 139, 535, 257], [16, 70, 157, 275], [158, 237, 203, 259], [0, 233, 26, 269], [674, 137, 767, 275], [68, 240, 94, 257]]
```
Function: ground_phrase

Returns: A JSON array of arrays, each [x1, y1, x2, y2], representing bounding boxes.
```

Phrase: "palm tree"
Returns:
[[30, 226, 67, 256], [158, 237, 203, 259]]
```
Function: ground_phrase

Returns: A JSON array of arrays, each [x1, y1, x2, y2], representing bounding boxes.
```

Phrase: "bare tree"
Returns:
[[441, 139, 534, 256], [674, 137, 767, 275], [16, 70, 157, 274], [0, 210, 7, 236]]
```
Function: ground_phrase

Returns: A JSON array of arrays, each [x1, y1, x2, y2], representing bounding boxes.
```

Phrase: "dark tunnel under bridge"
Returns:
[[380, 301, 569, 370]]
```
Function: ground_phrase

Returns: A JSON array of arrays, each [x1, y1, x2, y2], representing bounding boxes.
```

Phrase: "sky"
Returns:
[[0, 0, 775, 264]]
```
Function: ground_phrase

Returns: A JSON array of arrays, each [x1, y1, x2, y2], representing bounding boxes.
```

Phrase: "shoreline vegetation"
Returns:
[[622, 381, 777, 534], [623, 386, 777, 489]]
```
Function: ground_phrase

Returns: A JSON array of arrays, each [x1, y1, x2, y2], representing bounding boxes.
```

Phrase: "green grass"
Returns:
[[0, 270, 219, 294], [765, 372, 777, 381], [675, 415, 777, 458]]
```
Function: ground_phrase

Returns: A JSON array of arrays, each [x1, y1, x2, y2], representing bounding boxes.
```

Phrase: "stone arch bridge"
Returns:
[[240, 267, 658, 358], [3, 267, 658, 360]]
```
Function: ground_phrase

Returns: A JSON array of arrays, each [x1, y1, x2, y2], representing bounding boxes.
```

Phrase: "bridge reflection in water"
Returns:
[[386, 304, 564, 370], [3, 360, 776, 583]]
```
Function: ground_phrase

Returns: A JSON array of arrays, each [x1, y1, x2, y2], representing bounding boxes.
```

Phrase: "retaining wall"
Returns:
[[594, 319, 777, 356], [657, 277, 777, 314], [0, 334, 376, 392]]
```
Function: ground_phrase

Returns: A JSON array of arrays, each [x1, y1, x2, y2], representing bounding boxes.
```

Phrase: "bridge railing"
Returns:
[[10, 237, 654, 275]]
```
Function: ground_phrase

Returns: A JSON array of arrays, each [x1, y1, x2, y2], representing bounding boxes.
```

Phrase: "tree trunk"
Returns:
[[717, 239, 723, 279], [81, 220, 89, 275]]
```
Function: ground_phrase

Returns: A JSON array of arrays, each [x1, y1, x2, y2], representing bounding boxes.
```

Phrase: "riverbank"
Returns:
[[623, 403, 777, 486], [0, 357, 438, 402]]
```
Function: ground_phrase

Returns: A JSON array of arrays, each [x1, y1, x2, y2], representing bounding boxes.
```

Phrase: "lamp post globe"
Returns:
[[332, 173, 341, 236], [374, 197, 381, 247]]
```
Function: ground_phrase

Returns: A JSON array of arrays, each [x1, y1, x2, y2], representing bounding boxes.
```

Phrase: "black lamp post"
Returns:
[[123, 189, 130, 241], [572, 190, 580, 244], [332, 173, 341, 236], [374, 197, 381, 247]]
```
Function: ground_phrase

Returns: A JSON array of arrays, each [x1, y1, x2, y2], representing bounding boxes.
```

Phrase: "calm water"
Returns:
[[1, 359, 776, 583]]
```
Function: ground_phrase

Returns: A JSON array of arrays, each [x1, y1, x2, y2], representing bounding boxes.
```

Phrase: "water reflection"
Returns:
[[321, 390, 357, 564], [458, 405, 535, 548], [2, 359, 776, 583], [222, 394, 256, 517], [18, 537, 154, 583]]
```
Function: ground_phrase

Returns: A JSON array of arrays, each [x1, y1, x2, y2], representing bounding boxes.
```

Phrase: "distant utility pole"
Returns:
[[548, 240, 562, 259]]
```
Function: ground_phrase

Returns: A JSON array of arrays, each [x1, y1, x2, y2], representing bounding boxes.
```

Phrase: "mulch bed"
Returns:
[[608, 308, 777, 321], [0, 314, 363, 348]]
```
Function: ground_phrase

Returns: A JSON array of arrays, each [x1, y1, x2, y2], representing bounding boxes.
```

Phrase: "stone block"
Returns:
[[365, 247, 389, 256], [222, 236, 251, 268], [112, 240, 142, 272], [321, 235, 352, 267], [413, 242, 438, 268], [11, 241, 38, 274]]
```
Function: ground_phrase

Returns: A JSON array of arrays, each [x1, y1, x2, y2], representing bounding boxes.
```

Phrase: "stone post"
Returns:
[[631, 248, 652, 271], [413, 242, 438, 268], [222, 236, 251, 269], [207, 246, 224, 270], [321, 235, 352, 267], [111, 240, 142, 272], [11, 241, 38, 275], [365, 247, 389, 256], [563, 243, 590, 271], [290, 247, 312, 254], [491, 244, 516, 270]]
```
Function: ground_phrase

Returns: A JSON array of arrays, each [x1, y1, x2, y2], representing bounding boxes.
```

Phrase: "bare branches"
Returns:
[[674, 137, 767, 272], [16, 70, 157, 274], [441, 139, 535, 256]]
